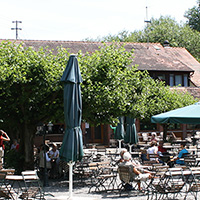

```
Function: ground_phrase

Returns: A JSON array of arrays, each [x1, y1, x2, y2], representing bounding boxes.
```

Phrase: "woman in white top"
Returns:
[[147, 141, 158, 161]]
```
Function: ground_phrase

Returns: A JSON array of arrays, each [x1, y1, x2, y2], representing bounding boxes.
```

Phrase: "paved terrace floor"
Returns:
[[44, 178, 197, 200]]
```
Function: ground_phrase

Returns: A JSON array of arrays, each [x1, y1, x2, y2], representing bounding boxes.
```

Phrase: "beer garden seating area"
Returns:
[[1, 131, 200, 199]]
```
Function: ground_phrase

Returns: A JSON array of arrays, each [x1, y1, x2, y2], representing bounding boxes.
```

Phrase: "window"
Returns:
[[184, 74, 188, 86], [140, 120, 157, 131], [157, 74, 166, 81], [175, 75, 182, 86], [170, 74, 174, 86], [168, 123, 180, 130]]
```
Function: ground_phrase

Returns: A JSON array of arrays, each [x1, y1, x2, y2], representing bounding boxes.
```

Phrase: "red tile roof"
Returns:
[[1, 39, 200, 87]]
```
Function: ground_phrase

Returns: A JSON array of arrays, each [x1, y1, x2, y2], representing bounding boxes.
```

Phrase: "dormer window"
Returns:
[[170, 74, 188, 87]]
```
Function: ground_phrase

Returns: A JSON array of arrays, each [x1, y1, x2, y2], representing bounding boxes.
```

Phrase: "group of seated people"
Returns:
[[141, 135, 189, 167], [118, 141, 190, 191]]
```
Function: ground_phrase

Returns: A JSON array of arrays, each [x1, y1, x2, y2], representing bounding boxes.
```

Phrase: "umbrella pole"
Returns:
[[118, 139, 122, 152], [163, 124, 167, 142], [68, 161, 74, 200], [129, 144, 133, 153]]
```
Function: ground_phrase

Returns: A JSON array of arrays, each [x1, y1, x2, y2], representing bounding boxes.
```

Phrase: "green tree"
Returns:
[[79, 43, 197, 124], [0, 41, 197, 169], [119, 69, 196, 120], [141, 17, 200, 61], [79, 43, 135, 125], [184, 0, 200, 32], [0, 41, 69, 168], [95, 16, 200, 61]]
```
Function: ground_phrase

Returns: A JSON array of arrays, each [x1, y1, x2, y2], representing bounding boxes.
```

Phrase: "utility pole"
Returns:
[[11, 20, 22, 40], [144, 6, 151, 49]]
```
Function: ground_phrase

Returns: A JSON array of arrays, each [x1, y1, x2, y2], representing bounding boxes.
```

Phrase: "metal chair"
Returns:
[[20, 170, 44, 199], [0, 172, 15, 199], [149, 167, 185, 200], [118, 164, 150, 196]]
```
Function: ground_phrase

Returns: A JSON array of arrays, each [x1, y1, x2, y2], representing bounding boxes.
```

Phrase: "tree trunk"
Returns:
[[22, 123, 34, 169]]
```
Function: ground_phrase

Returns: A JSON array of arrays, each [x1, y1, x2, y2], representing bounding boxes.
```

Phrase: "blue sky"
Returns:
[[0, 0, 197, 41]]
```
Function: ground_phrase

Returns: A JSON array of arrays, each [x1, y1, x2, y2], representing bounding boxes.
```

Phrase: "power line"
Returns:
[[11, 20, 22, 40]]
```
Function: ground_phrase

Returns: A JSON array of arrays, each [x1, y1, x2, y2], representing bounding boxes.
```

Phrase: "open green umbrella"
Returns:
[[115, 117, 125, 152], [124, 117, 138, 152], [151, 102, 200, 124], [151, 102, 200, 140], [60, 54, 83, 199]]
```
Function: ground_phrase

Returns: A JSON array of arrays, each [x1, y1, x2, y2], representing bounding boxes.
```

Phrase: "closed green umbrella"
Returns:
[[124, 117, 138, 152], [115, 117, 125, 152], [60, 54, 83, 199]]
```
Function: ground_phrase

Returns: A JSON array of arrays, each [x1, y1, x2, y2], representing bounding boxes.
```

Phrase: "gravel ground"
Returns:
[[43, 177, 199, 200]]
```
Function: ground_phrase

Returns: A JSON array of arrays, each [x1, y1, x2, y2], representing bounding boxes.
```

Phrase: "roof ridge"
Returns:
[[0, 39, 163, 46]]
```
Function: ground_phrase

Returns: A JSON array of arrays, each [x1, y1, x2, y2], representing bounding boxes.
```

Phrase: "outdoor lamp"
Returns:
[[36, 123, 44, 136], [47, 121, 53, 133]]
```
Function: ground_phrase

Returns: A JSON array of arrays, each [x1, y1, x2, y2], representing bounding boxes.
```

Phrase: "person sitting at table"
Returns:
[[157, 140, 171, 162], [119, 152, 153, 191], [141, 148, 149, 163], [147, 141, 165, 164], [168, 143, 189, 167], [11, 139, 19, 151], [158, 141, 167, 154], [150, 133, 158, 142], [116, 149, 127, 165], [147, 141, 159, 162]]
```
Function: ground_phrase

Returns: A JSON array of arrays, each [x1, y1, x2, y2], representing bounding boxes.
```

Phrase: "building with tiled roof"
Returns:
[[1, 39, 200, 144], [2, 39, 200, 90]]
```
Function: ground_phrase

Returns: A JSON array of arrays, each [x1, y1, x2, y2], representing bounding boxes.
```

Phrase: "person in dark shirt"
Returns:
[[158, 141, 167, 153]]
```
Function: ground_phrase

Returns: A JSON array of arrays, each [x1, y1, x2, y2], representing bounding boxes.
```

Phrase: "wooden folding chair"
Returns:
[[184, 157, 197, 167], [0, 172, 15, 199], [88, 161, 117, 193], [20, 170, 44, 199], [118, 164, 150, 196], [185, 167, 200, 200]]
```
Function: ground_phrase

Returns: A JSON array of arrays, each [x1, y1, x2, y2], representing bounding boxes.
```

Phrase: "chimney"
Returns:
[[163, 40, 170, 48]]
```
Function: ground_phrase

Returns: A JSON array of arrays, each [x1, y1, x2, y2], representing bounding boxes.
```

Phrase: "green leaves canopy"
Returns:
[[96, 16, 200, 62], [184, 0, 200, 32], [0, 41, 197, 167]]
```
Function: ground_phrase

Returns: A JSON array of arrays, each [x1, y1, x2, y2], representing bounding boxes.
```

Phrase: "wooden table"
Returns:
[[150, 168, 200, 200], [0, 169, 15, 175], [5, 175, 24, 198]]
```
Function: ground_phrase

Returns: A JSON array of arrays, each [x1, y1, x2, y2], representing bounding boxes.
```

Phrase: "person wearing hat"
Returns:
[[119, 152, 153, 191]]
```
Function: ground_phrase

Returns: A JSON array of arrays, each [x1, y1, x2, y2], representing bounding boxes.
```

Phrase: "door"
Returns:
[[87, 124, 104, 143]]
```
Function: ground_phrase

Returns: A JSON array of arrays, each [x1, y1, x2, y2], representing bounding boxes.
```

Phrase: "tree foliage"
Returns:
[[78, 43, 196, 124], [0, 41, 69, 168], [184, 0, 200, 32], [0, 41, 197, 168], [95, 16, 200, 62]]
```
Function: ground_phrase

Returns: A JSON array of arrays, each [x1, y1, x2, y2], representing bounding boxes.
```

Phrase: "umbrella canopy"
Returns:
[[115, 117, 125, 140], [124, 117, 138, 144], [151, 102, 200, 125], [60, 54, 83, 163]]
